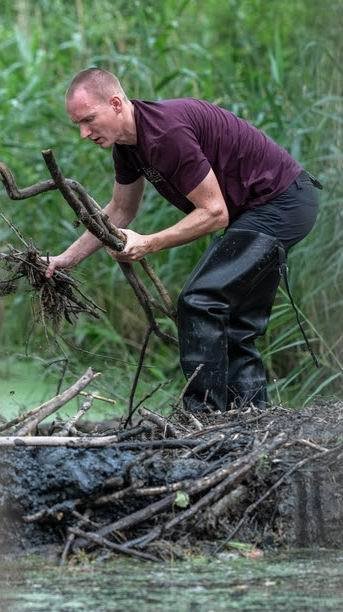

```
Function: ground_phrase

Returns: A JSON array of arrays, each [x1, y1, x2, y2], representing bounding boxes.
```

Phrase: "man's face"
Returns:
[[67, 88, 125, 148]]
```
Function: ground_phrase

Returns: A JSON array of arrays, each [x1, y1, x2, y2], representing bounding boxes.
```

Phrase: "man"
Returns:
[[46, 67, 320, 412]]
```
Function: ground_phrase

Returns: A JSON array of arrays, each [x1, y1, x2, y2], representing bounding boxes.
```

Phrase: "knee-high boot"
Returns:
[[177, 229, 284, 411]]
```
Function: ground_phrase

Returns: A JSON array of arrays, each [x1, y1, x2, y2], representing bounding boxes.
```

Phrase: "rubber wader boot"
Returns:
[[177, 229, 284, 412]]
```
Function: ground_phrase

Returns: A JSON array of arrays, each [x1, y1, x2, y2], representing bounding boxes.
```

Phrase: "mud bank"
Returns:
[[0, 401, 342, 561]]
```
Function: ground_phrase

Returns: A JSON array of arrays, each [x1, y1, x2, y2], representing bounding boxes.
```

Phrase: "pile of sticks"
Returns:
[[1, 368, 341, 563]]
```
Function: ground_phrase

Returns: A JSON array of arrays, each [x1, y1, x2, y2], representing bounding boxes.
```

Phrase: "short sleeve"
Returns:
[[112, 144, 143, 185], [151, 127, 211, 196]]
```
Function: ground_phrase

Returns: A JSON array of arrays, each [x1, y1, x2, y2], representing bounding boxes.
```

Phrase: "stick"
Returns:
[[57, 396, 94, 436], [42, 150, 125, 252], [79, 391, 117, 406], [124, 326, 153, 428], [14, 368, 98, 435], [139, 258, 175, 316], [61, 509, 92, 565], [173, 364, 204, 411], [0, 436, 202, 449], [138, 407, 182, 438], [181, 433, 225, 459], [68, 526, 159, 562]]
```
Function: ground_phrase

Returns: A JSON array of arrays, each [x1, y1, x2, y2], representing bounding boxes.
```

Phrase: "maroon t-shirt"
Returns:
[[113, 98, 302, 220]]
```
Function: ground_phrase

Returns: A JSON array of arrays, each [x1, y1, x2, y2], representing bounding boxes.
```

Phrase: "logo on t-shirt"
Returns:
[[141, 167, 164, 184]]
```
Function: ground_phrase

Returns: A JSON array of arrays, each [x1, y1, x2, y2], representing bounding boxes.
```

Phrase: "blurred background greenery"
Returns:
[[0, 0, 342, 416]]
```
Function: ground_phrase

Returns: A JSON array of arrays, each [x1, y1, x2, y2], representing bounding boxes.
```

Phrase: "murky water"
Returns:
[[0, 550, 342, 611]]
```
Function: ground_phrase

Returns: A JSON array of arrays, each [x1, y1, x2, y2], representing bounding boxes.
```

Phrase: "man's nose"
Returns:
[[80, 124, 91, 139]]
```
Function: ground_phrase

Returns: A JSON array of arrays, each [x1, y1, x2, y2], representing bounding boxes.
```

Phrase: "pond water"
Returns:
[[0, 550, 342, 611]]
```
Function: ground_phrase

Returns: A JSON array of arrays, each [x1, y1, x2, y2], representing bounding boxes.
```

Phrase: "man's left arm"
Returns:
[[110, 168, 229, 262]]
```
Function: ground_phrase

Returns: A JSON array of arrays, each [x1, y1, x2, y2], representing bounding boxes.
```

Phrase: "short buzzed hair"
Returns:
[[66, 68, 127, 102]]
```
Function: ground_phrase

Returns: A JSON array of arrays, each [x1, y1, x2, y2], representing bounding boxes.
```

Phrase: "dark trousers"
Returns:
[[177, 172, 320, 411]]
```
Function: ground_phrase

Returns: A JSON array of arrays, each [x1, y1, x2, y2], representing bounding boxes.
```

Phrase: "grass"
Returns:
[[0, 0, 342, 406]]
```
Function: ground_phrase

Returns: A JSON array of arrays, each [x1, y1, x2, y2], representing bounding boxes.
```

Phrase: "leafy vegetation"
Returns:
[[0, 0, 342, 409]]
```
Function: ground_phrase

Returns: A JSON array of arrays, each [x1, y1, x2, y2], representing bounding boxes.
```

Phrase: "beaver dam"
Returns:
[[0, 376, 342, 563]]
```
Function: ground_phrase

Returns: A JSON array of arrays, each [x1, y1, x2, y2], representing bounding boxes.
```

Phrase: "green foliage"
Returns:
[[0, 0, 342, 407]]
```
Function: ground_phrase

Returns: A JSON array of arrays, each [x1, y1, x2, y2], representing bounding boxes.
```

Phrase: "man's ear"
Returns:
[[109, 96, 122, 113]]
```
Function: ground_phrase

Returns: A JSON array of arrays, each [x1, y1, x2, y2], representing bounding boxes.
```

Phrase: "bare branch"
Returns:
[[15, 368, 98, 435]]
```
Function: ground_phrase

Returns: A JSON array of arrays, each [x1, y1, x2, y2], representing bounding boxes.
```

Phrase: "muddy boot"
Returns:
[[177, 229, 284, 412]]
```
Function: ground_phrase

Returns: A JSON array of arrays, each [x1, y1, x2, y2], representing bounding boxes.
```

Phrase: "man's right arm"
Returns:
[[45, 177, 144, 277]]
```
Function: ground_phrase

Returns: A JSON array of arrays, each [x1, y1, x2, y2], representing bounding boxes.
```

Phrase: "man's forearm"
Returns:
[[147, 205, 228, 253], [59, 199, 134, 266]]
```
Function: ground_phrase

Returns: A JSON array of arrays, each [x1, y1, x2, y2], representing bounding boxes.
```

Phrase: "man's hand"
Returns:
[[45, 254, 75, 278], [107, 229, 152, 263]]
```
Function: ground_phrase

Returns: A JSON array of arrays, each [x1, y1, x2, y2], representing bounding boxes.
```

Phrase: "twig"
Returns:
[[124, 325, 153, 428], [79, 391, 117, 405], [58, 396, 94, 436], [138, 407, 182, 438], [0, 210, 29, 247], [24, 499, 82, 523], [61, 509, 91, 565], [286, 438, 329, 453], [68, 526, 159, 562], [186, 414, 204, 431], [181, 433, 225, 459], [15, 368, 98, 435], [139, 258, 175, 317], [173, 364, 204, 411], [130, 381, 166, 414]]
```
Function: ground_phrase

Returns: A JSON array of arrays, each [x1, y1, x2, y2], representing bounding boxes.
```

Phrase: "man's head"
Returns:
[[66, 68, 136, 147]]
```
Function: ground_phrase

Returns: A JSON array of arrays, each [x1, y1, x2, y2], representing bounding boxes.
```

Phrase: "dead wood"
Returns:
[[125, 326, 153, 428], [0, 436, 203, 448], [57, 396, 94, 436], [61, 509, 92, 565], [138, 407, 183, 438], [68, 526, 159, 562], [14, 368, 98, 436]]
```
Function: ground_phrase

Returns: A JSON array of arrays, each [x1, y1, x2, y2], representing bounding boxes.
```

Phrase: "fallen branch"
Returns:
[[68, 526, 159, 562], [0, 436, 202, 449], [57, 396, 94, 436], [15, 368, 98, 436], [138, 407, 183, 438]]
